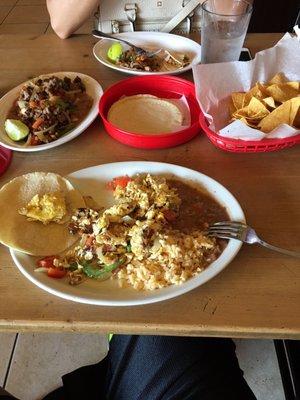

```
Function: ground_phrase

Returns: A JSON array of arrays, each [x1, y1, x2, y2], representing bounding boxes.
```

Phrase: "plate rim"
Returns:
[[93, 31, 202, 76], [10, 161, 245, 306], [0, 72, 103, 152]]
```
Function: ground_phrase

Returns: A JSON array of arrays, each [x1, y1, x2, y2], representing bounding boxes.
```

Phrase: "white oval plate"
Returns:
[[0, 72, 103, 152], [10, 162, 245, 306], [93, 31, 201, 76]]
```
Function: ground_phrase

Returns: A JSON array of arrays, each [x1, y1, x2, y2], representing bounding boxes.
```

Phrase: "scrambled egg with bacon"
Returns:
[[19, 191, 66, 225]]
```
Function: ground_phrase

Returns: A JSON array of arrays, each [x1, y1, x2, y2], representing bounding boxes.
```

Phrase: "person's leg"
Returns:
[[57, 357, 108, 400], [105, 335, 257, 400]]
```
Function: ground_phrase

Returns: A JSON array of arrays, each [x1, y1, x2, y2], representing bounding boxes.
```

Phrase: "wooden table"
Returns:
[[0, 33, 299, 339]]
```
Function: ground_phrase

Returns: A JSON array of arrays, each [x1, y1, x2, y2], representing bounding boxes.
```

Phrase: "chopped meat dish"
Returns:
[[7, 75, 93, 146], [116, 49, 190, 72]]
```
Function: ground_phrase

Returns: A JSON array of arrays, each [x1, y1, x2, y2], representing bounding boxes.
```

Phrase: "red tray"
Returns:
[[199, 112, 300, 153], [99, 75, 201, 149]]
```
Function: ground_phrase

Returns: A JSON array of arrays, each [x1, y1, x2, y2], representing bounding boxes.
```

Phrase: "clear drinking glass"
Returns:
[[201, 0, 253, 64]]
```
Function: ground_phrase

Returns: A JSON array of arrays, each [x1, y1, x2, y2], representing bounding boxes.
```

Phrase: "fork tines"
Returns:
[[205, 221, 246, 240]]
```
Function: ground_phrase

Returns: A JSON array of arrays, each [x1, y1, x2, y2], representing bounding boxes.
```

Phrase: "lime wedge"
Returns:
[[5, 119, 29, 141], [107, 42, 123, 63]]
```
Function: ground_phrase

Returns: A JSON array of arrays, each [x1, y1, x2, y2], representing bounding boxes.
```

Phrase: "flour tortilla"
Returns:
[[107, 94, 184, 134], [0, 172, 85, 256]]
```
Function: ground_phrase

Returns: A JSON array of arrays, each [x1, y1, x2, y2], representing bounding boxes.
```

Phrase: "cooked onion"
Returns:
[[34, 267, 48, 273], [34, 123, 57, 135]]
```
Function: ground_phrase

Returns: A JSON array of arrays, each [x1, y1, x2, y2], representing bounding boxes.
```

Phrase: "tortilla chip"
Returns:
[[228, 73, 300, 133], [244, 85, 265, 104], [266, 83, 300, 103], [293, 108, 300, 128], [262, 96, 276, 109], [258, 98, 300, 133], [268, 72, 288, 85], [286, 82, 300, 90], [232, 97, 269, 123], [238, 117, 258, 128], [232, 108, 248, 118], [246, 97, 270, 117], [289, 97, 300, 126], [229, 99, 236, 117], [233, 112, 267, 128], [231, 92, 246, 110]]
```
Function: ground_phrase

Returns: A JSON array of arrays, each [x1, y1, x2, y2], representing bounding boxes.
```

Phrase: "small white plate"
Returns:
[[0, 72, 103, 152], [10, 161, 245, 306], [93, 31, 201, 76]]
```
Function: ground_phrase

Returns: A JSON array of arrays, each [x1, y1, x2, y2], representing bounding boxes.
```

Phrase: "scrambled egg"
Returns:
[[64, 174, 220, 290], [94, 174, 181, 260], [19, 191, 67, 225]]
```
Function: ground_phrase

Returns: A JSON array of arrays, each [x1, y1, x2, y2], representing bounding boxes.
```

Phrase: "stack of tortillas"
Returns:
[[108, 94, 184, 134]]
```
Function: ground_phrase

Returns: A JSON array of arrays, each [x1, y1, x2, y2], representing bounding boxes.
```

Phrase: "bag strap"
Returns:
[[160, 0, 202, 33], [294, 25, 300, 41]]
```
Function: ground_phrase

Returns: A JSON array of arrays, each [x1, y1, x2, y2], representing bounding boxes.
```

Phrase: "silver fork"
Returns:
[[92, 30, 162, 58], [205, 221, 300, 258]]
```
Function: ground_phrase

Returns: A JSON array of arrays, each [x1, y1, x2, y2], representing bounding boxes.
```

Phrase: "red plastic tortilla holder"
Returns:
[[0, 146, 12, 176]]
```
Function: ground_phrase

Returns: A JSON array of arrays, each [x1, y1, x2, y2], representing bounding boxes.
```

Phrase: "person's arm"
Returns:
[[47, 0, 99, 39]]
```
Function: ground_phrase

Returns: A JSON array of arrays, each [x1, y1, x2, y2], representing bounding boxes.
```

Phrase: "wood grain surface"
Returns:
[[0, 33, 299, 338]]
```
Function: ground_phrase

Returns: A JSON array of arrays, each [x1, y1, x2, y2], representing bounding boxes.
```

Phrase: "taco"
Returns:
[[0, 172, 85, 256]]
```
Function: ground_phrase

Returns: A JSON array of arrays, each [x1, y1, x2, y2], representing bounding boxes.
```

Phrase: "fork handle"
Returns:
[[257, 239, 300, 258], [92, 30, 133, 48]]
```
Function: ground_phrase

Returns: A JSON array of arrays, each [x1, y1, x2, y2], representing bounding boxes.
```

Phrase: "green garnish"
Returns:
[[82, 258, 125, 279], [69, 262, 79, 271], [56, 99, 69, 110], [57, 123, 75, 137]]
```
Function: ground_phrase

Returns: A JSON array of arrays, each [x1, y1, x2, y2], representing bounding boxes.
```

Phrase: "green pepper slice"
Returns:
[[82, 258, 125, 279]]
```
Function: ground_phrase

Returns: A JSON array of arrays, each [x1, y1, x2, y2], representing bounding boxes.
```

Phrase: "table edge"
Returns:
[[0, 320, 299, 339]]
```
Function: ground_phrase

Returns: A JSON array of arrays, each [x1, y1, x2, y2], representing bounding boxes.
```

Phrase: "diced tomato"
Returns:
[[106, 181, 115, 190], [163, 209, 177, 222], [107, 176, 132, 191], [36, 255, 57, 269], [37, 256, 66, 278], [47, 267, 67, 279], [29, 101, 38, 108], [32, 117, 44, 130], [39, 100, 47, 107], [29, 135, 42, 146], [85, 235, 94, 248]]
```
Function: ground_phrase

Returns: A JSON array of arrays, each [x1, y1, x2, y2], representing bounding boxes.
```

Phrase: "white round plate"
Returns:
[[93, 31, 201, 76], [0, 72, 103, 152], [10, 162, 245, 306]]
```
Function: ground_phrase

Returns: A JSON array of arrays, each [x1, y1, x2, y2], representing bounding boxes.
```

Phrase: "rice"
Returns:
[[117, 229, 216, 290]]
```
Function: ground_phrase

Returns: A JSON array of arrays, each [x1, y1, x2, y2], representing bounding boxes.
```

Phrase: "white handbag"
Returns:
[[95, 0, 202, 34]]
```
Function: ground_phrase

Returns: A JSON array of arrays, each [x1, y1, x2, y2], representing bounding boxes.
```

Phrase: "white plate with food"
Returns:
[[93, 31, 201, 76], [7, 162, 245, 306], [0, 72, 103, 152]]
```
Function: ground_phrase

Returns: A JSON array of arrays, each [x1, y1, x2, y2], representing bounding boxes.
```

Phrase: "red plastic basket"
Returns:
[[199, 112, 300, 153], [99, 75, 200, 149]]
